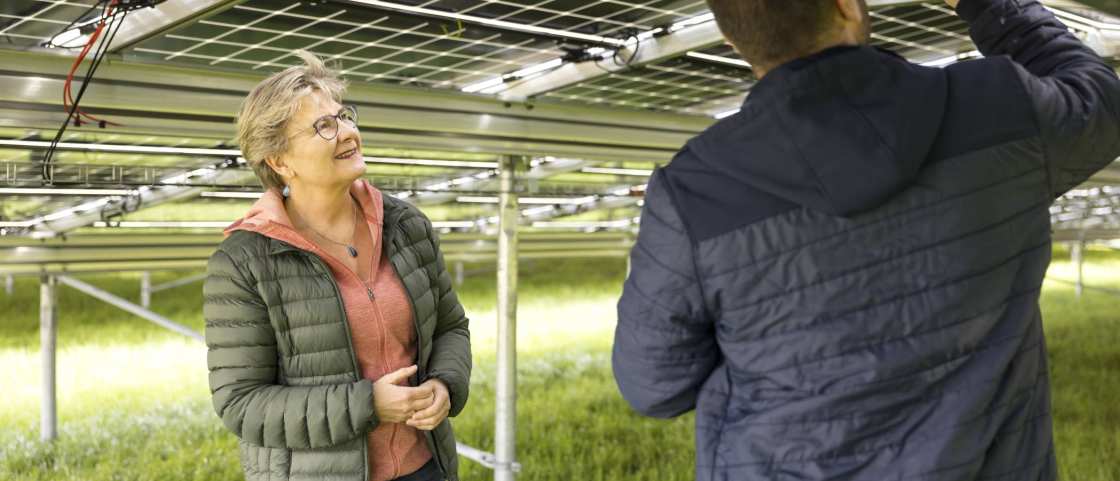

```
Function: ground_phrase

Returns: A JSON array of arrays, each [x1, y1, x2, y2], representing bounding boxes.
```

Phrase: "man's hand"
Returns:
[[373, 365, 435, 424], [944, 0, 959, 8], [406, 378, 450, 431]]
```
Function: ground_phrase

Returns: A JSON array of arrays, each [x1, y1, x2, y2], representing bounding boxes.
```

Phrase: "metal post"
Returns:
[[57, 275, 204, 343], [140, 271, 151, 308], [1072, 238, 1086, 299], [495, 155, 521, 481], [40, 275, 57, 442], [455, 261, 464, 287], [150, 272, 208, 293], [4, 274, 12, 295]]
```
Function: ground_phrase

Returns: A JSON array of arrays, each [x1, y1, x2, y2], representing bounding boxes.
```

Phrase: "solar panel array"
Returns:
[[0, 0, 1118, 235]]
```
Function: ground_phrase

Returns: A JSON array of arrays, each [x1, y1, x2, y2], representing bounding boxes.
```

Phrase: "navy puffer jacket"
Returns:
[[613, 1, 1120, 480]]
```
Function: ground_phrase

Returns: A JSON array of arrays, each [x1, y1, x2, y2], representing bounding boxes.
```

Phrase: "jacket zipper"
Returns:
[[365, 284, 404, 477], [306, 253, 371, 481], [383, 214, 449, 479]]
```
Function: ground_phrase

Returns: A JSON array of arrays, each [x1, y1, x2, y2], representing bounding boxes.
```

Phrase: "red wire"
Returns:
[[62, 0, 123, 127], [63, 21, 103, 121]]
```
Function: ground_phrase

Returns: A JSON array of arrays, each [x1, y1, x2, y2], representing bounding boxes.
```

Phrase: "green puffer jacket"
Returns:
[[203, 195, 471, 481]]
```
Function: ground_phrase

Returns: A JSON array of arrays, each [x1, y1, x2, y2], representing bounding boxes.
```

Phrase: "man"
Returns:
[[612, 0, 1120, 480]]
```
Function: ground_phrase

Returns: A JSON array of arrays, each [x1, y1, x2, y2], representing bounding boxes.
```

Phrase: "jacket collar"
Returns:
[[224, 179, 385, 256], [686, 44, 946, 217]]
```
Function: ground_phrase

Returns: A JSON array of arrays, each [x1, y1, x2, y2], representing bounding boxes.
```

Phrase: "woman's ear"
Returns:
[[265, 155, 294, 180]]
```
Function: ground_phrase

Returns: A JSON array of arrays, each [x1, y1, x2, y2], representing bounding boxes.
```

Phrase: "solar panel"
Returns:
[[0, 0, 1117, 234]]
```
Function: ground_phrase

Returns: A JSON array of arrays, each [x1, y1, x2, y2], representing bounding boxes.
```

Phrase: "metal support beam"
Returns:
[[495, 0, 1117, 102], [496, 0, 932, 101], [463, 184, 644, 233], [0, 49, 706, 163], [406, 170, 497, 206], [457, 442, 521, 472], [495, 155, 522, 481], [1072, 238, 1086, 299], [151, 272, 209, 293], [57, 275, 204, 342], [39, 275, 57, 442], [521, 194, 642, 225], [4, 274, 12, 295], [406, 158, 589, 207], [14, 161, 249, 239], [107, 0, 244, 53], [0, 232, 637, 276], [1071, 0, 1120, 17], [499, 22, 725, 101], [140, 271, 152, 309]]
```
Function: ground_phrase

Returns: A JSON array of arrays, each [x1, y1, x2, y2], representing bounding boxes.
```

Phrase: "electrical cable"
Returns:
[[589, 28, 645, 76], [43, 0, 109, 49], [41, 1, 130, 182], [65, 2, 127, 127]]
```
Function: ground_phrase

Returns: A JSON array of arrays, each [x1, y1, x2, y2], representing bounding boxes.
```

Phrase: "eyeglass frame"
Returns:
[[288, 105, 359, 141]]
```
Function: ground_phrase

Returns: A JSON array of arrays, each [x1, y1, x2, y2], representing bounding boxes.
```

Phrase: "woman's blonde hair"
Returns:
[[236, 50, 348, 191]]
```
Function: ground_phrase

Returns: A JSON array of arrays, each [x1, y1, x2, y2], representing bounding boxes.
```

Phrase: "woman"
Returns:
[[204, 50, 471, 481]]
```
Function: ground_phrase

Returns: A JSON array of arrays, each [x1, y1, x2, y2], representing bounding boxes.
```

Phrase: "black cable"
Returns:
[[43, 1, 154, 165], [612, 31, 642, 68], [43, 0, 110, 49], [41, 4, 115, 179], [588, 29, 644, 76], [41, 7, 128, 182]]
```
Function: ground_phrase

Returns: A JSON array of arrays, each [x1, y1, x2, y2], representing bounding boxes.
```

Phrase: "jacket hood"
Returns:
[[687, 45, 948, 217], [224, 179, 384, 247]]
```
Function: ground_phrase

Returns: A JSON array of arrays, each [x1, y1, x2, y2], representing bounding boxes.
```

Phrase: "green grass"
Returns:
[[0, 250, 1117, 480]]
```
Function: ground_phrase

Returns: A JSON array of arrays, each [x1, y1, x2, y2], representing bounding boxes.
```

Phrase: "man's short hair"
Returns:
[[705, 0, 837, 71]]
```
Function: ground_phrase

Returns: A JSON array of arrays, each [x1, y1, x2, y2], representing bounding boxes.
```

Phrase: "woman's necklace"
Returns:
[[302, 200, 360, 258]]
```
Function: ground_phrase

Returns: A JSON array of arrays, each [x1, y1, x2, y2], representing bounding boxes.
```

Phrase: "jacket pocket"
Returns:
[[289, 437, 365, 481], [239, 438, 292, 481]]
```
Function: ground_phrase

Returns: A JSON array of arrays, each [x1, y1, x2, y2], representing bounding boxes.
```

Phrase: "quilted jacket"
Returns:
[[613, 1, 1120, 480], [204, 192, 471, 481]]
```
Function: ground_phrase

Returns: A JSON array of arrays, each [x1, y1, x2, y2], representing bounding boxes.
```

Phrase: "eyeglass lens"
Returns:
[[313, 106, 358, 141]]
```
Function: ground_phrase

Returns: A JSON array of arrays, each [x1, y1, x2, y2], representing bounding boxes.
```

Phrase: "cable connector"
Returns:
[[116, 0, 163, 12]]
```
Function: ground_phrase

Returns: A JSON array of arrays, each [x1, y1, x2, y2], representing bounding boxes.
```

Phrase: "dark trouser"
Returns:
[[391, 460, 442, 481]]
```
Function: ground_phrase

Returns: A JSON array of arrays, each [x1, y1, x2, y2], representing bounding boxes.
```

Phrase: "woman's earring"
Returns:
[[281, 185, 291, 198]]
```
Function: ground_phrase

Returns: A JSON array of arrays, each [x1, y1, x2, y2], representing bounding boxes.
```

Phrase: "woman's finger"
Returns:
[[409, 400, 449, 425], [408, 391, 435, 410], [410, 400, 443, 420], [377, 365, 418, 386], [406, 415, 442, 430], [405, 384, 436, 400]]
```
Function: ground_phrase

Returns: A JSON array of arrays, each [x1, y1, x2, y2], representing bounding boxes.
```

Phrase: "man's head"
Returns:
[[705, 0, 871, 77]]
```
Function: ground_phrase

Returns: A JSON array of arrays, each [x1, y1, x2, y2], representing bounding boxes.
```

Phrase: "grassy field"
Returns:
[[0, 249, 1117, 481]]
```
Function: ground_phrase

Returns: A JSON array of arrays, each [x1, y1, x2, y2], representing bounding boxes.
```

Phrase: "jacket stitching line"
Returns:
[[725, 240, 1049, 342], [720, 200, 1049, 314], [703, 164, 1045, 279]]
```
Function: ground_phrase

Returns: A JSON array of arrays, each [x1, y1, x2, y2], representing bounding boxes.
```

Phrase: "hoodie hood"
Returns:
[[224, 179, 384, 250], [688, 46, 948, 217]]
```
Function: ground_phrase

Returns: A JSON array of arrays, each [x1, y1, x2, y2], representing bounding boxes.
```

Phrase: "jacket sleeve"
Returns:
[[204, 249, 377, 449], [612, 168, 718, 419], [422, 220, 472, 418], [959, 0, 1120, 197]]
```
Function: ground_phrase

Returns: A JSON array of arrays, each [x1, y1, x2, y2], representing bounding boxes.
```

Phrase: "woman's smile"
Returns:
[[334, 146, 361, 161]]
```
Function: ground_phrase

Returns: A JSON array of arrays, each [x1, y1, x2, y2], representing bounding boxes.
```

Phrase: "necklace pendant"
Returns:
[[347, 246, 358, 258]]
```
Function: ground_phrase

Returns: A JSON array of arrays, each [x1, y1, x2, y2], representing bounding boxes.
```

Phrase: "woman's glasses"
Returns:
[[294, 105, 358, 141]]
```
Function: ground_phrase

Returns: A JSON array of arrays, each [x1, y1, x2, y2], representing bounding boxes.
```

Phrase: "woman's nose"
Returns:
[[337, 117, 360, 145]]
